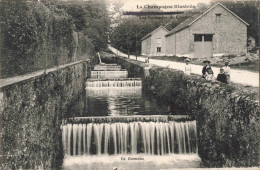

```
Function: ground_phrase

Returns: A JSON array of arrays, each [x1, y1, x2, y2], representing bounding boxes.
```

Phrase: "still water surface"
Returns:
[[85, 87, 169, 117]]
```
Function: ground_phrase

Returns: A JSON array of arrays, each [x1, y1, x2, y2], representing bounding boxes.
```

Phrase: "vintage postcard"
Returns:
[[0, 0, 259, 169]]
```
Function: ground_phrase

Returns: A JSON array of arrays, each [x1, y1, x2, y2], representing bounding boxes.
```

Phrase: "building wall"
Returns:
[[175, 28, 190, 56], [141, 40, 147, 55], [166, 34, 175, 56], [166, 4, 247, 58], [166, 28, 190, 56], [141, 37, 151, 55], [141, 28, 168, 56], [190, 5, 247, 56], [150, 28, 168, 56]]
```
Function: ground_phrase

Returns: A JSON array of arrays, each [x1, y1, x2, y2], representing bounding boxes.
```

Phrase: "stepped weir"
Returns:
[[61, 120, 198, 155], [86, 78, 142, 87], [66, 115, 190, 123], [87, 63, 142, 87], [63, 62, 198, 158]]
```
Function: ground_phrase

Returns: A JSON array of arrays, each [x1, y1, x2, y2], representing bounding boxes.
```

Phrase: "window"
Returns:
[[157, 47, 161, 52], [215, 13, 222, 23], [194, 35, 202, 42], [194, 34, 213, 42], [204, 34, 213, 41], [156, 38, 161, 43]]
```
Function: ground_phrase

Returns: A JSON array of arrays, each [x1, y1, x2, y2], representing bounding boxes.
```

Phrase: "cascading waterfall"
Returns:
[[90, 70, 128, 79], [61, 121, 198, 156], [88, 63, 142, 87], [86, 78, 142, 87], [97, 52, 102, 64], [94, 65, 121, 71]]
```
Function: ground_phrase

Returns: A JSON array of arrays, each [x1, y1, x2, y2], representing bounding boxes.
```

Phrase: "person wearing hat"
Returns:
[[202, 60, 214, 80], [223, 61, 231, 84], [202, 61, 208, 78], [217, 68, 227, 83], [184, 58, 191, 75]]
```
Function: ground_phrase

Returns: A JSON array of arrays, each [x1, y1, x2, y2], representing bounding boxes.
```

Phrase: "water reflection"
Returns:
[[85, 87, 169, 117]]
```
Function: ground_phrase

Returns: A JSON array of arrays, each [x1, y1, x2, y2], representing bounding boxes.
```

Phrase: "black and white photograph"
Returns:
[[0, 0, 259, 169]]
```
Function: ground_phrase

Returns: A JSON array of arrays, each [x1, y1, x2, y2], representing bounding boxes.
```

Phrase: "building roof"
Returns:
[[141, 26, 169, 41], [165, 3, 249, 37], [165, 13, 201, 37]]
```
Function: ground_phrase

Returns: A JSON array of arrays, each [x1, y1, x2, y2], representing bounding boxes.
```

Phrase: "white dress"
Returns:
[[184, 65, 191, 75], [223, 66, 231, 83]]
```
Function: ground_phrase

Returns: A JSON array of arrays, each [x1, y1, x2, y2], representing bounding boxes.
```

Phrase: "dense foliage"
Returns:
[[0, 0, 109, 78], [55, 0, 110, 51]]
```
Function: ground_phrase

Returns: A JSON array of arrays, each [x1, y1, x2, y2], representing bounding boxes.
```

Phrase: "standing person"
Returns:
[[202, 62, 207, 78], [223, 61, 231, 84], [217, 68, 227, 83], [203, 60, 214, 80], [184, 58, 191, 75]]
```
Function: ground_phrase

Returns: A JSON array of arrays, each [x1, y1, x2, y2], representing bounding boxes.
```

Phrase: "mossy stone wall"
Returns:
[[0, 61, 89, 169]]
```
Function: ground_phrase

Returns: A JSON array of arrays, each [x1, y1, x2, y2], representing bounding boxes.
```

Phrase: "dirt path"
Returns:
[[108, 46, 259, 87]]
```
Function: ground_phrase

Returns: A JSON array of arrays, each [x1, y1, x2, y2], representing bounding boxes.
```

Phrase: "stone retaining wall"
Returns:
[[0, 60, 89, 169], [106, 56, 259, 167]]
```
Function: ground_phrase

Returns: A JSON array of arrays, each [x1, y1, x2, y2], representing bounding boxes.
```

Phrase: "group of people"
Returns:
[[184, 58, 231, 84]]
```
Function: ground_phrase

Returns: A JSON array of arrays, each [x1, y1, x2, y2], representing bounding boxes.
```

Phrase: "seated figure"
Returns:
[[217, 68, 227, 83]]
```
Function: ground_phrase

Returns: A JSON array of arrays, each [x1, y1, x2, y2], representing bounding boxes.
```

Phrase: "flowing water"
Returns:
[[91, 70, 128, 79], [61, 121, 197, 156], [63, 63, 201, 169], [86, 78, 142, 88], [94, 64, 121, 71]]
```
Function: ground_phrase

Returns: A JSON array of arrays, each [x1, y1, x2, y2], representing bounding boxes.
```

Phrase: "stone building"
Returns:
[[165, 3, 248, 58], [141, 26, 169, 56]]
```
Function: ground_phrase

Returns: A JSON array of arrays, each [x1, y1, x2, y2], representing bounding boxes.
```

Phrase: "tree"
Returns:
[[57, 0, 110, 51]]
